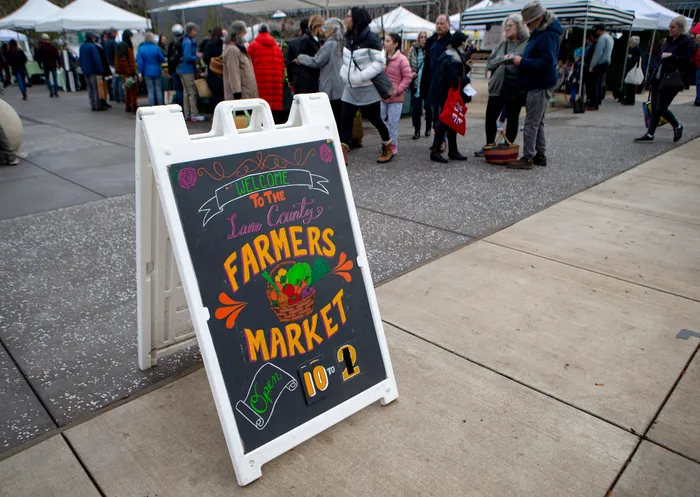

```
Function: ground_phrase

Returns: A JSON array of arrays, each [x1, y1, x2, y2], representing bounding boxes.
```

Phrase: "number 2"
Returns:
[[337, 344, 360, 381]]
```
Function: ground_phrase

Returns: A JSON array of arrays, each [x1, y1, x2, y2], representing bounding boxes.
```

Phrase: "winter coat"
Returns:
[[408, 43, 426, 90], [6, 48, 27, 72], [518, 12, 563, 91], [627, 45, 643, 71], [420, 32, 451, 103], [650, 34, 696, 86], [223, 42, 259, 100], [167, 36, 183, 75], [203, 38, 224, 93], [35, 41, 61, 70], [383, 51, 413, 103], [103, 36, 117, 68], [115, 34, 136, 76], [487, 38, 528, 97], [297, 40, 344, 101], [96, 43, 112, 77], [285, 36, 302, 90], [426, 47, 469, 108], [137, 41, 165, 78], [79, 42, 103, 76], [590, 32, 613, 68], [248, 32, 285, 111], [177, 35, 199, 75], [295, 30, 321, 94], [340, 26, 385, 89]]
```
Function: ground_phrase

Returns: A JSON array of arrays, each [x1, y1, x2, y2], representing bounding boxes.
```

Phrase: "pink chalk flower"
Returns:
[[178, 167, 197, 190], [319, 143, 334, 164]]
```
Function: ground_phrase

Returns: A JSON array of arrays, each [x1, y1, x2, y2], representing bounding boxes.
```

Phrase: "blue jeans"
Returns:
[[695, 69, 700, 104], [171, 73, 183, 108], [112, 74, 124, 102], [14, 68, 27, 95], [44, 67, 59, 94], [145, 76, 164, 106]]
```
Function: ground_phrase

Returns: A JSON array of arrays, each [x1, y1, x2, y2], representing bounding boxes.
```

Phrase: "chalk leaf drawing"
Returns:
[[214, 293, 248, 329]]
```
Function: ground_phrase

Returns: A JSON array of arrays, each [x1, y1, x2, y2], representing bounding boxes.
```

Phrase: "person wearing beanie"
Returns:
[[428, 31, 470, 163], [505, 1, 562, 169], [79, 32, 105, 110], [115, 29, 138, 112], [35, 34, 62, 98]]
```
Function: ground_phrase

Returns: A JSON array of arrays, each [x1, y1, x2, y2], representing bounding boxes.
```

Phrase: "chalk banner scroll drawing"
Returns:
[[135, 96, 398, 486]]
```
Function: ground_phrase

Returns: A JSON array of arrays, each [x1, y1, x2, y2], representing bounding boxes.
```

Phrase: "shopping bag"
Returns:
[[642, 100, 668, 129], [439, 84, 467, 136], [194, 78, 213, 99], [232, 109, 251, 129], [624, 61, 644, 85]]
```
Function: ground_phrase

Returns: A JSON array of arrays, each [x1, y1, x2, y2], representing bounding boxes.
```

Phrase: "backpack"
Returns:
[[169, 37, 182, 68]]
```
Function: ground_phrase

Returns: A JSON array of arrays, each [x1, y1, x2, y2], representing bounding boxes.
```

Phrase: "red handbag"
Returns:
[[439, 80, 467, 136]]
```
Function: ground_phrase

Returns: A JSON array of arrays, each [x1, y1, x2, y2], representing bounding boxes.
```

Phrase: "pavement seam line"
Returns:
[[60, 433, 108, 497], [604, 342, 700, 496], [18, 156, 108, 200], [482, 240, 700, 304], [383, 319, 640, 436], [572, 197, 700, 228], [355, 205, 471, 238]]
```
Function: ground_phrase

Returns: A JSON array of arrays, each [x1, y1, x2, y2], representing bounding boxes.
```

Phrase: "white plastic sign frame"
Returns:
[[135, 96, 398, 486]]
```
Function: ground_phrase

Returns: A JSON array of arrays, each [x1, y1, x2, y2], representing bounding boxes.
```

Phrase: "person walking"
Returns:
[[421, 15, 452, 138], [223, 21, 259, 101], [167, 24, 185, 108], [476, 14, 529, 157], [248, 24, 284, 122], [35, 34, 62, 98], [296, 15, 323, 94], [178, 22, 205, 122], [381, 33, 412, 155], [620, 36, 643, 105], [6, 40, 28, 100], [203, 26, 225, 110], [339, 7, 393, 164], [297, 18, 345, 129], [408, 31, 431, 140], [79, 33, 105, 111], [635, 16, 695, 143], [115, 30, 138, 112], [428, 32, 470, 163], [586, 24, 613, 110], [137, 32, 166, 106], [505, 1, 562, 169]]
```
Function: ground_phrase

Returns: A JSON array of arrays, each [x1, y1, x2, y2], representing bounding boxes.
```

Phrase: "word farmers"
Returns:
[[244, 289, 347, 361]]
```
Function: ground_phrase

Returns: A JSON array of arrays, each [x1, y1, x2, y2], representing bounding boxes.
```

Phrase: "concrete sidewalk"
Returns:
[[1, 138, 697, 497]]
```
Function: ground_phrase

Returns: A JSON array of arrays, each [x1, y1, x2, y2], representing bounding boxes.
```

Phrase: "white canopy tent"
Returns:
[[35, 0, 150, 32], [0, 0, 62, 30], [369, 7, 435, 34], [0, 29, 31, 56]]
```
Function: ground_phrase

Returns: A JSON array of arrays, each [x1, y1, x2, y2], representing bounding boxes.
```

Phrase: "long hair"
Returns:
[[325, 18, 345, 56], [502, 14, 529, 41], [386, 33, 401, 54], [349, 7, 372, 38], [309, 15, 324, 33], [210, 26, 223, 41]]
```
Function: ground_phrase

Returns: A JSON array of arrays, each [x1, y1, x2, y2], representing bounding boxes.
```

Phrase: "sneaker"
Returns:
[[391, 144, 398, 155], [184, 116, 192, 121], [532, 153, 547, 167], [673, 125, 683, 143], [7, 157, 20, 166], [474, 148, 486, 158], [507, 157, 534, 169], [190, 115, 206, 122], [634, 134, 654, 143], [430, 152, 448, 164]]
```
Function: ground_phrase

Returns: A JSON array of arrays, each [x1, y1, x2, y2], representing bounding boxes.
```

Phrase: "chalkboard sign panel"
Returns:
[[167, 139, 387, 453]]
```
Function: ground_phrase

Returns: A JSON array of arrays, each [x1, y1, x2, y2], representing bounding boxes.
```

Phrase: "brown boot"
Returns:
[[377, 141, 394, 164], [507, 157, 534, 170], [341, 143, 350, 165]]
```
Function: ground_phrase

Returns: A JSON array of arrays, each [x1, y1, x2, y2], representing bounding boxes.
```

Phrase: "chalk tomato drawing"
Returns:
[[178, 167, 198, 190]]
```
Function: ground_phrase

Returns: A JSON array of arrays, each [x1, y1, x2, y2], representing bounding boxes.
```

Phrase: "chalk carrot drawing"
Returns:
[[235, 363, 298, 430]]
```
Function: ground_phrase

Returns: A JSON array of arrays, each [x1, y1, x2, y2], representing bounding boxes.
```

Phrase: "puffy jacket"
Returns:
[[340, 26, 385, 89], [137, 41, 165, 78], [518, 12, 563, 91], [35, 41, 61, 70], [79, 42, 103, 76], [177, 35, 199, 75], [297, 40, 344, 101], [223, 42, 259, 100], [295, 30, 321, 94], [248, 32, 285, 110], [383, 51, 412, 103]]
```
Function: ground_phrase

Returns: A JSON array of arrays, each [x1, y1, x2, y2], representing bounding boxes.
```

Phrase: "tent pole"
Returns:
[[181, 10, 186, 26], [619, 24, 632, 88], [578, 20, 588, 108]]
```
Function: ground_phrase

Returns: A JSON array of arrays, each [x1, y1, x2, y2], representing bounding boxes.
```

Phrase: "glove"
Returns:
[[233, 92, 242, 100]]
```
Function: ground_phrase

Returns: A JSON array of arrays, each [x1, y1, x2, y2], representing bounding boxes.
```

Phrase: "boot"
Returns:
[[430, 152, 448, 163], [341, 143, 350, 165], [448, 151, 468, 161], [377, 141, 394, 163], [532, 153, 547, 167], [412, 129, 421, 140], [125, 104, 132, 113], [673, 125, 683, 143]]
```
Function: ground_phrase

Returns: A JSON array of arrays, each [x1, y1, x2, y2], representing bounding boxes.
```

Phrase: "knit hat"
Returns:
[[84, 31, 96, 40], [450, 31, 468, 49], [41, 33, 50, 41], [521, 2, 546, 24]]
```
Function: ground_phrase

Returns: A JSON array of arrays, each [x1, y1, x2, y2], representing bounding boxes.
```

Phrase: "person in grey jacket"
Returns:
[[297, 18, 345, 130], [586, 23, 613, 110], [476, 14, 529, 157]]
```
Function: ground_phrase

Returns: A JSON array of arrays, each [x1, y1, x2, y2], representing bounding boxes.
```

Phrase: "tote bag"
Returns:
[[439, 82, 467, 136], [624, 61, 644, 86]]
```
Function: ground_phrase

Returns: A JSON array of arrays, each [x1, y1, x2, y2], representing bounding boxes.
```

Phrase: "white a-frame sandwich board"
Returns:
[[135, 96, 398, 486]]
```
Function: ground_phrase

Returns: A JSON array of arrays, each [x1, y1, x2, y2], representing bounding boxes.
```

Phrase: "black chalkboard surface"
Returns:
[[168, 139, 387, 453]]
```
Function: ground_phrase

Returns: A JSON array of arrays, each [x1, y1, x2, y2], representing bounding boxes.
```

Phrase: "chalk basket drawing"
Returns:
[[236, 363, 298, 430]]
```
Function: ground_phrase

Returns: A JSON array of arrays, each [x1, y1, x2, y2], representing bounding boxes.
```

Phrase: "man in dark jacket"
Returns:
[[285, 19, 309, 93], [79, 32, 104, 111], [35, 34, 62, 97], [422, 14, 451, 136], [506, 1, 562, 169], [167, 24, 185, 108], [102, 28, 119, 101]]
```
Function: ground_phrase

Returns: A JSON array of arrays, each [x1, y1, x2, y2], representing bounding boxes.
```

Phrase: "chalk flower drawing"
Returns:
[[198, 148, 316, 182], [214, 292, 248, 329], [331, 252, 354, 283], [178, 167, 198, 190], [319, 143, 333, 163]]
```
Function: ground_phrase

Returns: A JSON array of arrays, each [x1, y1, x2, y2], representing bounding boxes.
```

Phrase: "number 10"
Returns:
[[302, 364, 329, 398]]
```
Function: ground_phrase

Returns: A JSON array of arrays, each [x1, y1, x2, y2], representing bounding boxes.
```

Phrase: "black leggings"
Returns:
[[485, 96, 522, 144], [340, 101, 390, 145], [647, 85, 680, 136], [410, 87, 432, 132], [330, 99, 342, 132]]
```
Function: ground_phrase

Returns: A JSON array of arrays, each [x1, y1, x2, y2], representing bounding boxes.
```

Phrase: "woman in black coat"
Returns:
[[429, 32, 471, 163], [635, 17, 695, 143], [295, 15, 323, 94], [203, 26, 225, 110], [621, 36, 643, 105]]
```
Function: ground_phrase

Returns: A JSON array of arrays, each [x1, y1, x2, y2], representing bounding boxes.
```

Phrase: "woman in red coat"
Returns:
[[247, 24, 286, 123]]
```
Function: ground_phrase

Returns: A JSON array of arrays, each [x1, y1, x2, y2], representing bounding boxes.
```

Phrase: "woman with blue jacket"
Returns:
[[137, 32, 166, 106]]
